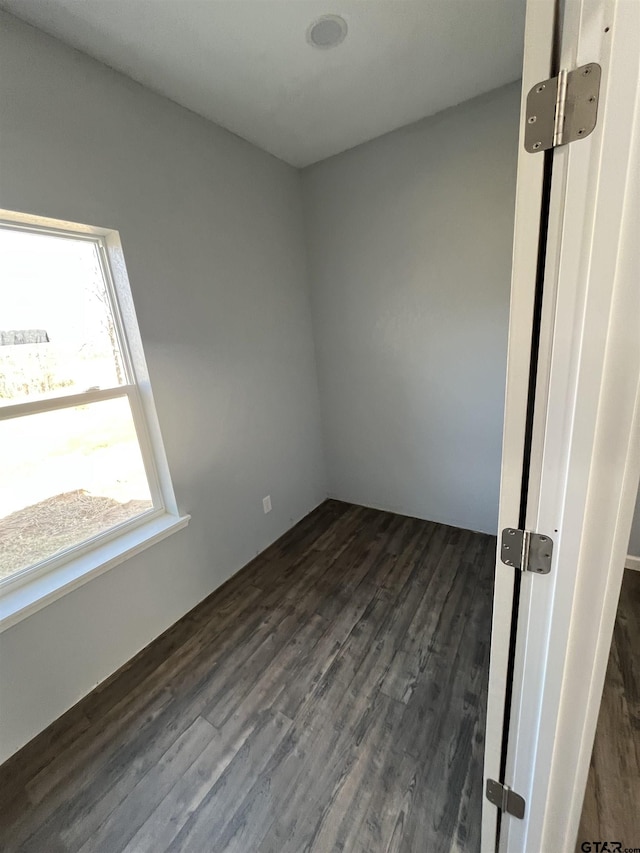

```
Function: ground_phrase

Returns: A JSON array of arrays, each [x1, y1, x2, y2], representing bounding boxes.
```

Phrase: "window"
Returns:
[[0, 212, 185, 607]]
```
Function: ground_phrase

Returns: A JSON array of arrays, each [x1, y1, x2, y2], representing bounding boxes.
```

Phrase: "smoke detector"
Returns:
[[307, 15, 348, 49]]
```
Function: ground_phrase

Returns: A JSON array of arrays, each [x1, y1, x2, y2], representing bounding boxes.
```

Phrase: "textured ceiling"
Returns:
[[0, 1, 526, 167]]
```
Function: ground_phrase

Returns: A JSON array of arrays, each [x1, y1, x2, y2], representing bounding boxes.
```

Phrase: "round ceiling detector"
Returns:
[[307, 15, 348, 49]]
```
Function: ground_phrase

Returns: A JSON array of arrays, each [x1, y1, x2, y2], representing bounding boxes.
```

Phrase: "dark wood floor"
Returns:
[[0, 500, 495, 853], [577, 568, 640, 849]]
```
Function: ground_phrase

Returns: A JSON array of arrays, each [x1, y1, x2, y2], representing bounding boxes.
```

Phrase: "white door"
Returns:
[[483, 1, 640, 851]]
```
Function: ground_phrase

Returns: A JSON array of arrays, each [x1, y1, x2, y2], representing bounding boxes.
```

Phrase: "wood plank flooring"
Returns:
[[577, 568, 640, 850], [0, 500, 495, 853]]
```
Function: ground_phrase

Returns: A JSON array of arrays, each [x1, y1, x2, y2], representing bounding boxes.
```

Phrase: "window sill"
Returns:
[[0, 513, 190, 633]]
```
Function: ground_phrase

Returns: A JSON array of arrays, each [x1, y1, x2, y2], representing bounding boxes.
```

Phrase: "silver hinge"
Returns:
[[500, 528, 553, 574], [486, 779, 526, 819], [525, 63, 601, 153]]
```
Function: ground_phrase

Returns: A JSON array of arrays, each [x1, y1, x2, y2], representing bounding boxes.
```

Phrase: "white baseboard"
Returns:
[[625, 554, 640, 571]]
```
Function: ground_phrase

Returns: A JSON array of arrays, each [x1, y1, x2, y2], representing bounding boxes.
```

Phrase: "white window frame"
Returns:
[[0, 209, 189, 631]]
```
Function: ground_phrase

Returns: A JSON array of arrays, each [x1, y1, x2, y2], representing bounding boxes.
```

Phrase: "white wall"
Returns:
[[301, 84, 520, 534], [0, 12, 325, 763], [629, 489, 640, 557]]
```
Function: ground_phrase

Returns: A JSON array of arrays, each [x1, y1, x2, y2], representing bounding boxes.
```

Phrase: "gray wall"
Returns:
[[0, 12, 325, 762], [0, 11, 523, 762], [629, 489, 640, 557], [302, 84, 520, 534]]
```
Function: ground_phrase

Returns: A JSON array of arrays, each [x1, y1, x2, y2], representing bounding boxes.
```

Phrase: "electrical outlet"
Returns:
[[263, 495, 272, 514]]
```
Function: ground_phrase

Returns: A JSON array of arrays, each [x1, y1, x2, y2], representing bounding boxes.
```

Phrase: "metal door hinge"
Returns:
[[486, 779, 526, 819], [525, 63, 601, 153], [501, 528, 553, 574]]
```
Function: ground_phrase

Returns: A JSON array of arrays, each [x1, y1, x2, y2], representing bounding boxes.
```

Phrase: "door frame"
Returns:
[[484, 0, 640, 851], [482, 0, 559, 848]]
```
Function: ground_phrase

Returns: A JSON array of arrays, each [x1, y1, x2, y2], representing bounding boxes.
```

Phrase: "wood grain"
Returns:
[[0, 500, 495, 852], [577, 568, 640, 850]]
